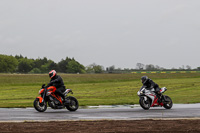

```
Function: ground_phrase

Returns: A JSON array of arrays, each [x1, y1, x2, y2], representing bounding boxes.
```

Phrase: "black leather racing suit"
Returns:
[[47, 75, 66, 100], [142, 78, 160, 94]]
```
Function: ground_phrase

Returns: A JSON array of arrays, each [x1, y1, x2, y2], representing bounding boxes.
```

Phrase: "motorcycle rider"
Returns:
[[47, 70, 67, 104], [141, 76, 161, 101]]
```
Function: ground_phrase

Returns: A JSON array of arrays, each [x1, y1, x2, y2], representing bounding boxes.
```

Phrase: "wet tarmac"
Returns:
[[0, 104, 200, 122]]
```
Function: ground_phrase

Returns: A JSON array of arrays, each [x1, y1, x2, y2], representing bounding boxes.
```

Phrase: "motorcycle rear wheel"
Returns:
[[163, 95, 173, 109], [65, 96, 79, 111], [139, 97, 151, 110], [33, 98, 47, 112]]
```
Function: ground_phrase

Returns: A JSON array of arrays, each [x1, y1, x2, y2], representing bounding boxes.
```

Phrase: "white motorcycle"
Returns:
[[137, 86, 173, 110]]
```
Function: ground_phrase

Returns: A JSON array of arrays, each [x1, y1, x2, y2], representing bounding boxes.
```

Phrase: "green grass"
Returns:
[[0, 73, 200, 107]]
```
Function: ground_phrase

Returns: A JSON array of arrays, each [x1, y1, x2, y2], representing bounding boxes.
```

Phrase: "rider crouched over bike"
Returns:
[[141, 76, 161, 102], [47, 70, 67, 104]]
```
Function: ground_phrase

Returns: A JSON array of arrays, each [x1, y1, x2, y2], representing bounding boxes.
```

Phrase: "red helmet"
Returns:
[[49, 70, 56, 79]]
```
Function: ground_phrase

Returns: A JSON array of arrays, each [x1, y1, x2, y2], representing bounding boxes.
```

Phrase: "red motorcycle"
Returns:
[[34, 84, 79, 112], [137, 86, 173, 110]]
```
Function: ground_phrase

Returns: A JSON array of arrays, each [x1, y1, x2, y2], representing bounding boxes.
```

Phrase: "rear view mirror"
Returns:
[[42, 84, 45, 88]]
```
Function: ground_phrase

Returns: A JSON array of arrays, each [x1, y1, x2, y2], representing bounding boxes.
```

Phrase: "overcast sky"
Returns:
[[0, 0, 200, 69]]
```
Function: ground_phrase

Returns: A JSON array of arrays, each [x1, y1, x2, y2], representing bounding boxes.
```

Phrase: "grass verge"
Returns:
[[0, 73, 200, 107]]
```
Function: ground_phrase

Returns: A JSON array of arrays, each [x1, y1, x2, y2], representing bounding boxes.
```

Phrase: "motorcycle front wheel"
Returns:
[[163, 95, 173, 109], [65, 96, 79, 111], [33, 98, 47, 112], [139, 97, 151, 110]]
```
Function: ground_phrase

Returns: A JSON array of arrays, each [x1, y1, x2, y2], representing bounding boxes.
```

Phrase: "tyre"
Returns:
[[139, 97, 151, 110], [33, 98, 47, 112], [65, 96, 79, 111], [163, 95, 173, 109]]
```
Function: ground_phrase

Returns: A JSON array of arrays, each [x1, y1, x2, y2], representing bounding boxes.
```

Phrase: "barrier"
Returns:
[[131, 71, 200, 74]]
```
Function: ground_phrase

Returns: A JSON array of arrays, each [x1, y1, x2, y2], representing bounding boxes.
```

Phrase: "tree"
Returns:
[[39, 60, 57, 73], [17, 59, 34, 73], [145, 64, 155, 70], [106, 65, 115, 73], [86, 63, 104, 73], [136, 63, 144, 70], [57, 57, 71, 73], [67, 60, 85, 73], [29, 68, 41, 73], [179, 65, 185, 70], [57, 57, 85, 73], [15, 54, 24, 60], [186, 65, 191, 70], [0, 54, 18, 73], [85, 65, 94, 73], [94, 65, 104, 73], [48, 61, 58, 71], [33, 57, 48, 69]]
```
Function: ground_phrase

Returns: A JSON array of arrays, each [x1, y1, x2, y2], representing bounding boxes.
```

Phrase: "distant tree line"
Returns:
[[135, 63, 197, 71], [0, 54, 85, 73], [0, 54, 200, 74], [105, 63, 200, 73]]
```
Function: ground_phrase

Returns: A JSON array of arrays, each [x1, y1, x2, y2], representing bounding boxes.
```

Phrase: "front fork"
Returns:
[[37, 88, 47, 105], [143, 96, 147, 101], [162, 95, 170, 102], [140, 96, 148, 104]]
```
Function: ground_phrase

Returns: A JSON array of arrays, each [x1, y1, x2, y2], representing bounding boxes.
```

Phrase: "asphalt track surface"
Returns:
[[0, 104, 200, 122]]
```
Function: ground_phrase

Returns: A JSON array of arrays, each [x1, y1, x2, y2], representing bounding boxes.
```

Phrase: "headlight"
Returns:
[[39, 89, 42, 94], [137, 91, 142, 96]]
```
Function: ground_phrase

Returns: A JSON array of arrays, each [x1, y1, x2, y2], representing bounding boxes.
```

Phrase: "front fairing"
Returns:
[[137, 87, 146, 96], [138, 85, 149, 96], [137, 87, 156, 106]]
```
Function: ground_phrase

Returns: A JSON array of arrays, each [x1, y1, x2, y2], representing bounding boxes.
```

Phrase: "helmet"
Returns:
[[49, 70, 56, 79], [141, 76, 148, 84]]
